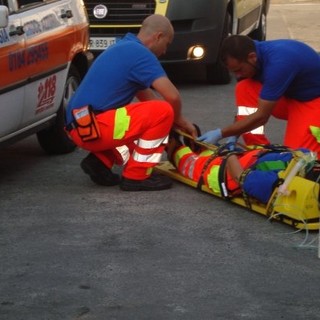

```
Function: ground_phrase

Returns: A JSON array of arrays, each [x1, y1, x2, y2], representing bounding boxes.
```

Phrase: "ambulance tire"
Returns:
[[37, 65, 79, 155]]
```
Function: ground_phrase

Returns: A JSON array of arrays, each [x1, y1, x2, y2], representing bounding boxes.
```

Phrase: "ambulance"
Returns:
[[0, 0, 93, 154], [84, 0, 270, 84]]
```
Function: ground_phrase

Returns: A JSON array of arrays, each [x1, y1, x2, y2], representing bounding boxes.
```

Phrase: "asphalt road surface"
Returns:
[[1, 2, 320, 320]]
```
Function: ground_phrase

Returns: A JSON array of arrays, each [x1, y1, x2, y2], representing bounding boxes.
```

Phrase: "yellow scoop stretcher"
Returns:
[[155, 130, 320, 230]]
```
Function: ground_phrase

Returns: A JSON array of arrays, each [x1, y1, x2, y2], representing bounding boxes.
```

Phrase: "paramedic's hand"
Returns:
[[225, 135, 238, 151], [175, 116, 198, 138], [197, 128, 222, 145]]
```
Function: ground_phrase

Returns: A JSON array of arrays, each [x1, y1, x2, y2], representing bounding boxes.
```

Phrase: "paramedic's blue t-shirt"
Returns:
[[254, 39, 320, 101], [66, 33, 166, 125]]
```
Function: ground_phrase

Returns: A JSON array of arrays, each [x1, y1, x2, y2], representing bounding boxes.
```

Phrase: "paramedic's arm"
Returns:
[[151, 76, 197, 138], [136, 88, 158, 101], [221, 98, 276, 138]]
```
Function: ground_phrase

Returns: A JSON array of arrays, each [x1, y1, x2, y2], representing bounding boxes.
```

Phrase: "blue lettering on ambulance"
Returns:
[[8, 50, 26, 71], [8, 43, 49, 71], [27, 43, 49, 65], [0, 29, 9, 44]]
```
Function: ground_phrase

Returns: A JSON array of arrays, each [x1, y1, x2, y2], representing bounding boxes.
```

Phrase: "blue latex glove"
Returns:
[[225, 135, 238, 151], [197, 128, 222, 145]]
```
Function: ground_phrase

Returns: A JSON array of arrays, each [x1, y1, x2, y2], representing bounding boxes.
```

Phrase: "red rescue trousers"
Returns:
[[69, 100, 174, 180], [235, 79, 320, 159]]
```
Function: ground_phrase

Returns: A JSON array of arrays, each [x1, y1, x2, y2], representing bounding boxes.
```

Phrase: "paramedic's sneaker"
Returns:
[[81, 153, 120, 186], [120, 173, 173, 191]]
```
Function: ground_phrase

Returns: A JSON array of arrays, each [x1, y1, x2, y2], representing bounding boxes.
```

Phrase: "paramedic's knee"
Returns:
[[153, 100, 174, 128], [160, 100, 174, 118]]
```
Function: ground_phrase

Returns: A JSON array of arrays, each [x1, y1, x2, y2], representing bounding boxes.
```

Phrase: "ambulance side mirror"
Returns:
[[0, 6, 9, 29]]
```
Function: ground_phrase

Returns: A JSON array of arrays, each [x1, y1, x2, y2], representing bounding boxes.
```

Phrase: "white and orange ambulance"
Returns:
[[0, 0, 93, 154]]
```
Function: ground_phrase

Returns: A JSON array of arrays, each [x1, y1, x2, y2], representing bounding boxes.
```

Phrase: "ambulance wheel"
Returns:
[[37, 65, 79, 155]]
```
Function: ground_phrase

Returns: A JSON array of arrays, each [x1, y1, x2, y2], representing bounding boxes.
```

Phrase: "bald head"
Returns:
[[140, 14, 174, 38], [138, 14, 174, 57]]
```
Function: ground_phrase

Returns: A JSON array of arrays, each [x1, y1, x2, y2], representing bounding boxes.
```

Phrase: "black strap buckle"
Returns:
[[65, 121, 77, 132]]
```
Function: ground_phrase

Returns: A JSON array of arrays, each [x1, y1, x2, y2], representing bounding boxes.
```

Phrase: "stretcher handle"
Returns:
[[174, 128, 217, 151], [174, 128, 250, 151]]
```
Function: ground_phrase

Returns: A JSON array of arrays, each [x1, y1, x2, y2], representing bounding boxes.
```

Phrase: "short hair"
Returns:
[[220, 35, 256, 63]]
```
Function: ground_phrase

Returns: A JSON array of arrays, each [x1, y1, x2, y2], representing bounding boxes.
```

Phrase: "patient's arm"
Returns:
[[226, 154, 244, 183]]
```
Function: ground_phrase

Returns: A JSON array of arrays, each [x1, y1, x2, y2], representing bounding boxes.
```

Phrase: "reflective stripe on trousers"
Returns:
[[237, 106, 265, 135], [235, 79, 270, 145]]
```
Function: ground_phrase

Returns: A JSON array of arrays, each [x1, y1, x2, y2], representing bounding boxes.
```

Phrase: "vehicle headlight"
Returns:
[[188, 45, 205, 60]]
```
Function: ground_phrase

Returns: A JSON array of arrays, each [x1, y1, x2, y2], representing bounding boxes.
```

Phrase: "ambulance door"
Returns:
[[19, 0, 73, 127], [235, 0, 262, 35], [0, 3, 26, 138]]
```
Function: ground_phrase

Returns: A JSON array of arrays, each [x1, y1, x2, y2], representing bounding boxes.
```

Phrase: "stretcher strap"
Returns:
[[239, 168, 252, 210]]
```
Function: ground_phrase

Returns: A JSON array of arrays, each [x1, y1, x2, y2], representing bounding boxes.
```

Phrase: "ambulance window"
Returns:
[[18, 0, 43, 8], [0, 0, 14, 13]]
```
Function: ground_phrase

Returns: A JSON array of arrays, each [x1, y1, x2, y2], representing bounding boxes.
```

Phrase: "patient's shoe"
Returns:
[[166, 130, 183, 164], [183, 123, 202, 152]]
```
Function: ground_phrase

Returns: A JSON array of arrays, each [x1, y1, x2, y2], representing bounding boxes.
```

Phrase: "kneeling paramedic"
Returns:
[[198, 35, 320, 159], [65, 14, 196, 191]]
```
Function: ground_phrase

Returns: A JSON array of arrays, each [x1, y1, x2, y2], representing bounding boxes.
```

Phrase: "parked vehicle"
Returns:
[[0, 0, 93, 154], [83, 0, 270, 84]]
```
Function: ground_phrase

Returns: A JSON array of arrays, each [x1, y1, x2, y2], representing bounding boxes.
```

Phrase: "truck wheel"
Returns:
[[206, 11, 231, 84], [37, 65, 80, 155], [249, 4, 267, 41]]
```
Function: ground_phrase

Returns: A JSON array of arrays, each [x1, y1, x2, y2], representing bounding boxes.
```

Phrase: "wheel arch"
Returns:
[[70, 50, 94, 80]]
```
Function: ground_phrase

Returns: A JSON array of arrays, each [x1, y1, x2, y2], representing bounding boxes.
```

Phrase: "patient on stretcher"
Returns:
[[166, 129, 315, 204]]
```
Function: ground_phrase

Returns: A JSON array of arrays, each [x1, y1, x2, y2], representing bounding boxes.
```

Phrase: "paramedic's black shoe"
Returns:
[[81, 153, 120, 186], [120, 173, 173, 191], [183, 123, 202, 152]]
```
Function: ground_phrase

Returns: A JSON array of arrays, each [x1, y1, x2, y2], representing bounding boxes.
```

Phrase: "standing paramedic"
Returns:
[[65, 14, 197, 191], [197, 35, 320, 159]]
